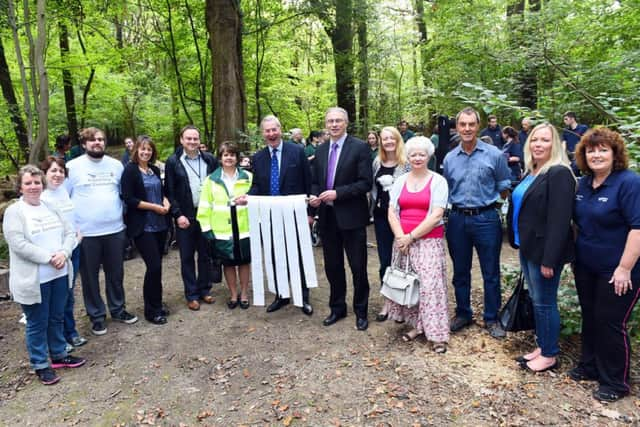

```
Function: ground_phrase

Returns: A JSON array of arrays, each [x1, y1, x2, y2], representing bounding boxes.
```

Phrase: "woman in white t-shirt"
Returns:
[[40, 156, 88, 350], [3, 165, 86, 385]]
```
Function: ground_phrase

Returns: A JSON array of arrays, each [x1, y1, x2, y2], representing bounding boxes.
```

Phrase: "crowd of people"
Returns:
[[3, 107, 639, 404]]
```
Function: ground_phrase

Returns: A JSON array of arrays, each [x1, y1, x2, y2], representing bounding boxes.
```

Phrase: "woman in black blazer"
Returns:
[[507, 123, 575, 372], [121, 136, 171, 325]]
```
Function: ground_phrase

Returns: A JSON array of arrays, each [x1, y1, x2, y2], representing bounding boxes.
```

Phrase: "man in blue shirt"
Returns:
[[397, 120, 415, 142], [479, 115, 504, 148], [518, 117, 532, 145], [562, 112, 589, 155], [443, 107, 511, 339]]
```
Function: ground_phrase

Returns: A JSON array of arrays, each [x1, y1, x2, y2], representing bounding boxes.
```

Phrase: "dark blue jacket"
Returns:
[[480, 125, 504, 148]]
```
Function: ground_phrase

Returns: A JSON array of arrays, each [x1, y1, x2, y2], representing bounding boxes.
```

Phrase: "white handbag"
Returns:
[[381, 253, 420, 308]]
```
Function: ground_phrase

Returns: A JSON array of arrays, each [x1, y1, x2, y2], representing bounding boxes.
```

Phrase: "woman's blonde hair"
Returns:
[[523, 123, 571, 175], [378, 126, 407, 165]]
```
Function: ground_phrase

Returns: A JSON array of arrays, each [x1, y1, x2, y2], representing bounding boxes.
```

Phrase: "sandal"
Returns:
[[227, 299, 239, 309], [401, 330, 421, 342], [239, 300, 250, 309], [433, 343, 447, 354]]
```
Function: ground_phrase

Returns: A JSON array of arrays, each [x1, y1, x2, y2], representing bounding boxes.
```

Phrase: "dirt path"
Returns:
[[0, 230, 639, 426]]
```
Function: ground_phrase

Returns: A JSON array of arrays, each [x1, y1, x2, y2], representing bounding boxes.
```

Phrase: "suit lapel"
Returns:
[[333, 135, 351, 186], [279, 143, 288, 189], [521, 171, 547, 205], [317, 142, 329, 190]]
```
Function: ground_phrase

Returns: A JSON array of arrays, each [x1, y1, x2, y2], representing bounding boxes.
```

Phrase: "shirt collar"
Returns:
[[181, 151, 200, 161], [454, 138, 486, 155], [330, 133, 348, 147], [269, 141, 283, 154]]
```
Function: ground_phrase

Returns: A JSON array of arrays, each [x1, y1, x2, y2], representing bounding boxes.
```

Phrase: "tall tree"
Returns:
[[0, 36, 30, 160], [355, 1, 368, 134], [58, 21, 78, 144], [206, 0, 247, 146], [508, 0, 540, 111]]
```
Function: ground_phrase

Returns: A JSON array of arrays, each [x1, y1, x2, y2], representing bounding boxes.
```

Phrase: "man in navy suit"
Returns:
[[249, 115, 314, 315], [309, 107, 373, 331]]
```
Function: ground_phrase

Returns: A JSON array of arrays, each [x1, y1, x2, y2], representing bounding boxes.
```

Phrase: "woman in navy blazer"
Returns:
[[507, 123, 575, 372], [121, 136, 171, 325]]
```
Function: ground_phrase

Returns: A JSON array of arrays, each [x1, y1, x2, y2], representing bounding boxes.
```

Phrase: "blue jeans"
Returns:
[[446, 209, 502, 321], [373, 212, 394, 283], [63, 246, 81, 341], [520, 252, 561, 356], [21, 276, 69, 370]]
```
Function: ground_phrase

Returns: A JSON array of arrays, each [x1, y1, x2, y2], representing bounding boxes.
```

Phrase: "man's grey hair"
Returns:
[[325, 107, 349, 123], [260, 115, 281, 130], [455, 107, 481, 124]]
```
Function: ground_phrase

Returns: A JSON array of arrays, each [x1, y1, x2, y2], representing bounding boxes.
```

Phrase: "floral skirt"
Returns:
[[384, 237, 449, 343]]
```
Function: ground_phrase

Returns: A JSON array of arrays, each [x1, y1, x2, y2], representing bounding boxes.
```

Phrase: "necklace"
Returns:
[[409, 173, 429, 191]]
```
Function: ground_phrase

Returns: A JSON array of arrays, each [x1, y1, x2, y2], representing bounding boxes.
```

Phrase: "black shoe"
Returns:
[[240, 300, 250, 310], [112, 310, 138, 324], [266, 298, 290, 313], [91, 321, 107, 336], [160, 303, 170, 317], [375, 313, 388, 322], [322, 312, 346, 326], [485, 321, 506, 339], [450, 316, 472, 332], [356, 317, 368, 331], [592, 388, 626, 403], [568, 366, 598, 382], [301, 302, 313, 316], [521, 360, 559, 373], [146, 315, 167, 325], [36, 367, 60, 385], [227, 299, 239, 309]]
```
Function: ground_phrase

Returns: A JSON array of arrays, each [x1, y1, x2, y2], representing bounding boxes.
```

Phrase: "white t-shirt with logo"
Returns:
[[66, 155, 125, 237], [21, 201, 68, 283]]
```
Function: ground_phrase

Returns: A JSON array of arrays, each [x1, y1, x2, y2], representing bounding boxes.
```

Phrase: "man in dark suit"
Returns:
[[309, 107, 373, 331], [164, 125, 218, 311], [249, 115, 314, 315]]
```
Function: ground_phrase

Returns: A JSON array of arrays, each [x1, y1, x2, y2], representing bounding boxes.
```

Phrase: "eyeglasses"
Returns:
[[326, 119, 345, 124], [90, 137, 105, 141]]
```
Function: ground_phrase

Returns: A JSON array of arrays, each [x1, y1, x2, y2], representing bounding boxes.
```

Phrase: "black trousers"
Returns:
[[175, 220, 211, 301], [134, 230, 167, 318], [574, 266, 640, 395], [320, 206, 369, 318]]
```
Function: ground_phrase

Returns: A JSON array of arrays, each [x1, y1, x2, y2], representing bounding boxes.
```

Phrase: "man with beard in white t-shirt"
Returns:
[[66, 127, 138, 336]]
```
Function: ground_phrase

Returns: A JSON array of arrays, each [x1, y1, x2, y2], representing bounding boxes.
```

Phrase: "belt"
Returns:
[[450, 204, 497, 216]]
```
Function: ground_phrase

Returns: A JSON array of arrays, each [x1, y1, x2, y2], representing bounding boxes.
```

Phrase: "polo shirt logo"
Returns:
[[598, 197, 608, 203], [575, 194, 583, 201]]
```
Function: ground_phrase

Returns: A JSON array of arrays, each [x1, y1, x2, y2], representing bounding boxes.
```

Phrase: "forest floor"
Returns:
[[1, 229, 639, 426]]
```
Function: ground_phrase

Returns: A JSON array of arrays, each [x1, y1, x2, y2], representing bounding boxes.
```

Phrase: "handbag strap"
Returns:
[[391, 249, 412, 274]]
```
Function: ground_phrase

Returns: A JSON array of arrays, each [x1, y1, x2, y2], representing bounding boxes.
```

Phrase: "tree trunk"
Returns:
[[58, 21, 78, 145], [508, 0, 539, 110], [332, 0, 356, 128], [413, 0, 429, 89], [29, 0, 49, 164], [0, 37, 30, 159], [356, 2, 368, 135], [206, 0, 246, 148]]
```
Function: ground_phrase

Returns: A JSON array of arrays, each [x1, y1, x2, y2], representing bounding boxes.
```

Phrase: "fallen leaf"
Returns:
[[279, 404, 289, 411], [283, 415, 293, 426], [601, 409, 621, 420], [243, 368, 251, 378]]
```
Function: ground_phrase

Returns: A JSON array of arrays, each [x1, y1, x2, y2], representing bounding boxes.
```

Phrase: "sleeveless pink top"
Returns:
[[398, 177, 444, 239]]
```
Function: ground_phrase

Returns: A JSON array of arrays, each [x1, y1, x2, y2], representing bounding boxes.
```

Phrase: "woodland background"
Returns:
[[0, 0, 639, 171]]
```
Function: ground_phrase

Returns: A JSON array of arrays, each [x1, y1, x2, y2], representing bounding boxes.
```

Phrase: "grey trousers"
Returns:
[[79, 230, 127, 322]]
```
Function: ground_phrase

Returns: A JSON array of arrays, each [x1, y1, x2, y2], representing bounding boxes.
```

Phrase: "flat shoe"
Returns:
[[227, 300, 239, 309], [375, 313, 388, 322], [200, 295, 215, 304], [401, 332, 419, 342], [521, 360, 558, 373], [239, 300, 250, 309], [433, 343, 447, 354], [187, 300, 200, 311], [593, 388, 626, 403]]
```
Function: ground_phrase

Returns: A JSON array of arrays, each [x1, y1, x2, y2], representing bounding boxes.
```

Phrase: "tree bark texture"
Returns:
[[356, 3, 368, 134], [58, 21, 78, 145], [332, 0, 356, 128], [0, 37, 30, 159], [206, 0, 247, 147], [30, 0, 49, 163]]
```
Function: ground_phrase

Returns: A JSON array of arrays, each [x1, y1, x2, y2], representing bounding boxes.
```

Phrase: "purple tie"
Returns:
[[326, 143, 338, 189]]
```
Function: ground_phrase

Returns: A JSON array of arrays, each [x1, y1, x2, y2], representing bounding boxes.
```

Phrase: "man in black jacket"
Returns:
[[309, 107, 373, 331], [164, 125, 218, 311]]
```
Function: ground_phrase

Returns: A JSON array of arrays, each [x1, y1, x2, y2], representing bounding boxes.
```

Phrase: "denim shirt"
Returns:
[[443, 139, 511, 207]]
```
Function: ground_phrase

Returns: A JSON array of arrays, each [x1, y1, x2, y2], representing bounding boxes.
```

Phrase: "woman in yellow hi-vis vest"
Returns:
[[197, 142, 252, 309]]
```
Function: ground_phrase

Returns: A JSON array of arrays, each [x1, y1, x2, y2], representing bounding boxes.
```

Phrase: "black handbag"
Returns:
[[499, 272, 535, 332], [207, 256, 223, 284]]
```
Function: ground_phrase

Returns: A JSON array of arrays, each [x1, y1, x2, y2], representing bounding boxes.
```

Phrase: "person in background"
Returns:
[[3, 165, 85, 385], [321, 129, 331, 144], [66, 127, 138, 335], [518, 118, 532, 145], [480, 115, 504, 148], [385, 137, 450, 352], [121, 136, 171, 325], [562, 111, 589, 175], [239, 154, 252, 172], [366, 130, 380, 161], [53, 135, 71, 161], [429, 125, 439, 172], [198, 142, 252, 310], [164, 125, 218, 311], [305, 130, 323, 164], [397, 120, 415, 142], [121, 136, 135, 166], [290, 128, 304, 146], [501, 126, 524, 188], [40, 157, 88, 352], [443, 107, 511, 339], [370, 127, 410, 321], [571, 128, 640, 402], [507, 123, 575, 373]]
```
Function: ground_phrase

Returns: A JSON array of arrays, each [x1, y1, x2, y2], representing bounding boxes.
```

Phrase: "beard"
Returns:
[[86, 148, 105, 159]]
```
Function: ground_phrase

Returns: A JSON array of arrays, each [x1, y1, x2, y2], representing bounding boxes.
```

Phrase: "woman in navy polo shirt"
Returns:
[[571, 128, 640, 402]]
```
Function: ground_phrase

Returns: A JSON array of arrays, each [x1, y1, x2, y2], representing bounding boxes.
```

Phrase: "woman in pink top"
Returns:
[[385, 136, 450, 353]]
